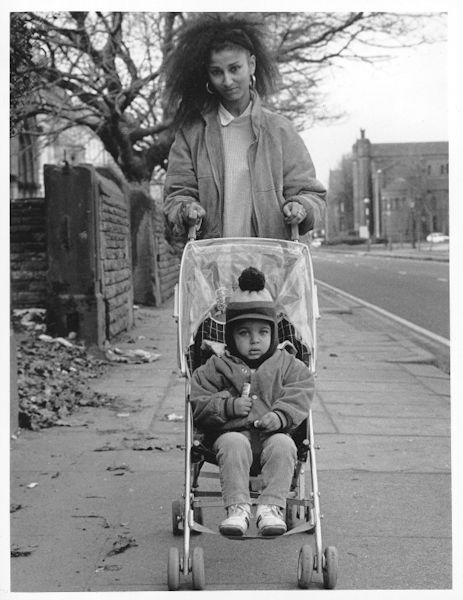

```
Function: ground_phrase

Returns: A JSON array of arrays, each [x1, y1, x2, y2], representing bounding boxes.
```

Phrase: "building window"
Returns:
[[427, 165, 432, 175]]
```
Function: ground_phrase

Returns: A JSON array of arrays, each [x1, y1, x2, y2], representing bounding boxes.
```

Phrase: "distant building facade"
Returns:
[[327, 130, 449, 242]]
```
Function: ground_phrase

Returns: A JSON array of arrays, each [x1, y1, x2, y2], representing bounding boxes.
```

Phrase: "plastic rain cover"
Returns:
[[178, 238, 315, 359]]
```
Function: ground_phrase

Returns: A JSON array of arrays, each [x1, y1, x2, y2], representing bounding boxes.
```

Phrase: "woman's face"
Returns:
[[207, 46, 256, 115]]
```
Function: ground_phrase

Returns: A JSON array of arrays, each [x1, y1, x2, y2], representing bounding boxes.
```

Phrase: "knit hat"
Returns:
[[225, 267, 278, 366]]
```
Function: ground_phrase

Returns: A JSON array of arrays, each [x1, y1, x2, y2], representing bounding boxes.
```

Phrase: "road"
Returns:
[[311, 250, 450, 340]]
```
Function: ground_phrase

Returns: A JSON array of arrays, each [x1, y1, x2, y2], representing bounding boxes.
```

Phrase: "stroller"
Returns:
[[168, 227, 338, 591]]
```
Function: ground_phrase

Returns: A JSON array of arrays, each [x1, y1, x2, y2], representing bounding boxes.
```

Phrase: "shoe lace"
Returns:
[[228, 504, 250, 517], [260, 505, 283, 519]]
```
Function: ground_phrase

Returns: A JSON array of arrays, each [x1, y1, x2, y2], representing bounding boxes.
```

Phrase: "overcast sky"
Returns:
[[301, 39, 448, 186]]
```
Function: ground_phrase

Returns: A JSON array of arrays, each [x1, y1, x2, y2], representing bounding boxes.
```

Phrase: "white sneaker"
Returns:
[[256, 504, 287, 536], [219, 503, 251, 536]]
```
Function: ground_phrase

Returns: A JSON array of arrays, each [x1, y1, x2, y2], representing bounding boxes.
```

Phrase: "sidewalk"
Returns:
[[9, 288, 452, 592], [317, 241, 449, 262]]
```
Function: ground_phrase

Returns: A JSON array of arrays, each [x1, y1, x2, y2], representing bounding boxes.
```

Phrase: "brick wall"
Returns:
[[97, 169, 134, 339], [10, 198, 47, 308]]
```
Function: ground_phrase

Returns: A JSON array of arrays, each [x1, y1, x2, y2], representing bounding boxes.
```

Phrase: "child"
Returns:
[[191, 266, 314, 536]]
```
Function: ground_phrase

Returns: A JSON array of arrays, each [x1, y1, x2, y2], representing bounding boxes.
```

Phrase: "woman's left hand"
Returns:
[[283, 201, 307, 225]]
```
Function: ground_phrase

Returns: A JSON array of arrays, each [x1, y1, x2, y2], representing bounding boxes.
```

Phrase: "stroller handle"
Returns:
[[188, 222, 300, 242]]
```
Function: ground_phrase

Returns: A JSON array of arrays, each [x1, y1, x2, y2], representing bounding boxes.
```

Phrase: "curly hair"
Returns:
[[164, 14, 279, 127]]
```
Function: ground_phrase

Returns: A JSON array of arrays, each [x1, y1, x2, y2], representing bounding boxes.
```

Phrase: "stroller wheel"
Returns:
[[297, 544, 314, 589], [322, 546, 339, 589], [167, 547, 180, 591], [172, 500, 183, 536], [191, 546, 206, 590]]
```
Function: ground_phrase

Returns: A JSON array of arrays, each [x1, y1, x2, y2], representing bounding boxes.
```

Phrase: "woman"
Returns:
[[163, 14, 326, 242]]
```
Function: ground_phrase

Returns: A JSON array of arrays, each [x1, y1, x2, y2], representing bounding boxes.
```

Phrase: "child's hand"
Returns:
[[234, 395, 253, 417], [254, 412, 281, 432]]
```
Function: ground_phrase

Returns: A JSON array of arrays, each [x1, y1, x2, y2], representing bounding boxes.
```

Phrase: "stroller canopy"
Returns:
[[178, 238, 316, 363]]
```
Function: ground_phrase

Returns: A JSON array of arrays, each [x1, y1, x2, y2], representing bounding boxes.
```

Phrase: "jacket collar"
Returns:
[[218, 101, 252, 126], [202, 90, 262, 140]]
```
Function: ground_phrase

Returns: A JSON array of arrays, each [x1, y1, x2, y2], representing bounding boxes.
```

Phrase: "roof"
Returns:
[[371, 141, 448, 158]]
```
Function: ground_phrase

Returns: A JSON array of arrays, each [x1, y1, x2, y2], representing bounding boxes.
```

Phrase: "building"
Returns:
[[328, 130, 449, 242]]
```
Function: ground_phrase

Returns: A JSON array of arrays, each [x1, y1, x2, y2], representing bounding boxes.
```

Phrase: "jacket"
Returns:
[[190, 348, 314, 439], [164, 94, 326, 241]]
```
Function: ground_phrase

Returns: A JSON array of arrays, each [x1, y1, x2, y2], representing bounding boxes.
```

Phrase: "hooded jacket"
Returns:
[[164, 94, 326, 241], [190, 347, 314, 440]]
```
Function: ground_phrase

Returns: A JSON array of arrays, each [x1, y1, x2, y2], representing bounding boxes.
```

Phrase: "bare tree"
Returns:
[[12, 11, 446, 186], [10, 13, 37, 135]]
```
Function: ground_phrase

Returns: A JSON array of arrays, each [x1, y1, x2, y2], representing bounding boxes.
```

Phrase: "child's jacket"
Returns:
[[191, 348, 314, 438]]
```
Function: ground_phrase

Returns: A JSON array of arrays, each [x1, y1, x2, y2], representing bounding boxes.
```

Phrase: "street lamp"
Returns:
[[374, 169, 382, 240], [409, 199, 416, 249], [363, 197, 371, 251], [385, 199, 392, 251]]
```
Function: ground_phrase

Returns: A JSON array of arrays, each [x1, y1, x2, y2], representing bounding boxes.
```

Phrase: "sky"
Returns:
[[301, 39, 448, 187]]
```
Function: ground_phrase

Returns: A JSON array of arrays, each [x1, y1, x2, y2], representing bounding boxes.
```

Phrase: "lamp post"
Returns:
[[409, 199, 416, 249], [374, 169, 383, 240], [385, 199, 392, 251], [363, 197, 371, 250]]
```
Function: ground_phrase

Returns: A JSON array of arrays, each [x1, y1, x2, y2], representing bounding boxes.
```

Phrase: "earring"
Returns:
[[250, 74, 256, 90], [206, 82, 214, 95]]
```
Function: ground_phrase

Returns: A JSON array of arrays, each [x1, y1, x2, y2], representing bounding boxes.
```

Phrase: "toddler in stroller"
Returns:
[[168, 234, 338, 590], [191, 266, 314, 537]]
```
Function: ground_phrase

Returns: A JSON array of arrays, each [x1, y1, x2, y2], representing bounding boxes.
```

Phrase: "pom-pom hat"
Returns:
[[225, 267, 278, 366], [225, 267, 277, 326]]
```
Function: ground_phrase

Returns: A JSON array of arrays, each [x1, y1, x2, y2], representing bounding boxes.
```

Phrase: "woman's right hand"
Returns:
[[234, 395, 253, 417], [184, 201, 206, 226]]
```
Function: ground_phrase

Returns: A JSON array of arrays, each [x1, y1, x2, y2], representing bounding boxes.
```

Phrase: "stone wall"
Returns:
[[44, 164, 133, 347], [10, 198, 48, 308], [11, 168, 180, 344], [131, 182, 180, 306], [152, 183, 181, 304]]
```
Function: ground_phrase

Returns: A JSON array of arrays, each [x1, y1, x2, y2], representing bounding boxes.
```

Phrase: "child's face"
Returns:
[[232, 319, 271, 361]]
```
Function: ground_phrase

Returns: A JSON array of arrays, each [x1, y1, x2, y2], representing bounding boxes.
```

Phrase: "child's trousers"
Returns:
[[212, 431, 297, 509]]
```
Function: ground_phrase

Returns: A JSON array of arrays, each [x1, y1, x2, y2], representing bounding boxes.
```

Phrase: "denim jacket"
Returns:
[[164, 94, 326, 241]]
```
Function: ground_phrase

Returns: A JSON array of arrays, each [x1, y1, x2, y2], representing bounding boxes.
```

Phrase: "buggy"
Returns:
[[168, 230, 338, 590]]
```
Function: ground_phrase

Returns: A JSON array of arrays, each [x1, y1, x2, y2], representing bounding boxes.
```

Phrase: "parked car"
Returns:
[[426, 232, 449, 243]]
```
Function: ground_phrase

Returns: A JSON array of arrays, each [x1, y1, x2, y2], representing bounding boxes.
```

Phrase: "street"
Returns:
[[312, 249, 450, 339]]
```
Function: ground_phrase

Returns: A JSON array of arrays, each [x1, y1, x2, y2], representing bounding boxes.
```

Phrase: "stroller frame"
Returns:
[[167, 229, 338, 591]]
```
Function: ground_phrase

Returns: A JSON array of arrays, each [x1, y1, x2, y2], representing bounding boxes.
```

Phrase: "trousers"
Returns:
[[212, 431, 297, 509]]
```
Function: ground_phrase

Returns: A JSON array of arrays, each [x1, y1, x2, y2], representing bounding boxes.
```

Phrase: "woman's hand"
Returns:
[[254, 411, 281, 432], [283, 201, 307, 225], [234, 395, 253, 417], [184, 201, 206, 226]]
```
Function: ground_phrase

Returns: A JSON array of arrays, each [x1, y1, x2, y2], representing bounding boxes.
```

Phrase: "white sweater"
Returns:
[[219, 103, 255, 237]]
